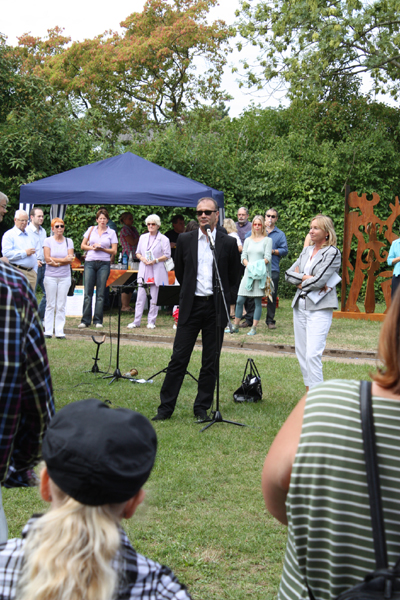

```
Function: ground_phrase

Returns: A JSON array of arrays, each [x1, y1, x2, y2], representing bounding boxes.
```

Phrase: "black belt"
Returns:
[[194, 295, 213, 301], [299, 293, 307, 299], [12, 264, 33, 272]]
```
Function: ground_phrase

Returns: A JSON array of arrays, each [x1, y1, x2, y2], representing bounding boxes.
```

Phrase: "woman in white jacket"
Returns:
[[285, 215, 341, 391]]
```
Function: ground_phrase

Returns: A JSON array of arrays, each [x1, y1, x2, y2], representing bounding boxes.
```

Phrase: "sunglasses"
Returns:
[[266, 214, 277, 219], [196, 210, 217, 216], [54, 224, 65, 229]]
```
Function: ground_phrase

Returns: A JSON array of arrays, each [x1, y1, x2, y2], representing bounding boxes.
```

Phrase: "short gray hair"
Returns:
[[145, 214, 161, 228], [14, 209, 28, 220], [238, 206, 249, 215], [197, 197, 218, 211], [0, 193, 9, 205]]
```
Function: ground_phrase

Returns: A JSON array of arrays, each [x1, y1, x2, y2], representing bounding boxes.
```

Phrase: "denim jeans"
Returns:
[[35, 263, 46, 320], [82, 261, 110, 325]]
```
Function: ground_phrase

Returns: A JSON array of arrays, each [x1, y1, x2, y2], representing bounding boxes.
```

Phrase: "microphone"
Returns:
[[205, 224, 215, 249]]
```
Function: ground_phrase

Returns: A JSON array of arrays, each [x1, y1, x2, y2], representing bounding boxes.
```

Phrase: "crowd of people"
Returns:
[[3, 189, 400, 600]]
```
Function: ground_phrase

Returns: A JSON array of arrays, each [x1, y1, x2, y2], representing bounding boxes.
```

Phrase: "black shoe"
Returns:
[[44, 335, 52, 339], [194, 411, 212, 423], [151, 413, 171, 421], [56, 336, 66, 339]]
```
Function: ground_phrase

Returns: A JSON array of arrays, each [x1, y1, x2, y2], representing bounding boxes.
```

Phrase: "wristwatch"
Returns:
[[155, 258, 159, 264]]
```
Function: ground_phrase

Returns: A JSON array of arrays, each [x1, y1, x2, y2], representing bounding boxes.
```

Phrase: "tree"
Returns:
[[0, 35, 94, 227], [15, 0, 234, 135], [235, 0, 400, 102]]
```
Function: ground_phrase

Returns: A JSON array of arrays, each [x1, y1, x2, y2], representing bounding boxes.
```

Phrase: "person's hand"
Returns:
[[294, 266, 299, 273], [65, 255, 74, 263], [26, 248, 36, 256], [302, 274, 313, 281], [92, 243, 102, 250], [38, 260, 43, 267], [0, 257, 9, 265]]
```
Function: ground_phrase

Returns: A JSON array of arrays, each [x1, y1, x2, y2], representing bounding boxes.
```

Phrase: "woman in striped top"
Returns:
[[262, 290, 400, 600]]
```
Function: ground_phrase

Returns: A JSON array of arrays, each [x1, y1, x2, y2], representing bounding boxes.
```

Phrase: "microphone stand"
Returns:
[[103, 280, 139, 385], [200, 227, 246, 432]]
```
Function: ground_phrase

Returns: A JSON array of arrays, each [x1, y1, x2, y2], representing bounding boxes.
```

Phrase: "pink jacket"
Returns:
[[136, 232, 171, 287]]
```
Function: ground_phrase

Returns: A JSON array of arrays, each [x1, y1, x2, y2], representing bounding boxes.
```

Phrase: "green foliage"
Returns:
[[235, 0, 400, 103], [0, 36, 94, 229]]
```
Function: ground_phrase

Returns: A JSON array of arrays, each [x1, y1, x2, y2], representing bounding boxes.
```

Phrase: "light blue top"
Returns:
[[27, 222, 47, 262], [1, 226, 37, 271], [388, 238, 400, 276], [238, 236, 272, 297]]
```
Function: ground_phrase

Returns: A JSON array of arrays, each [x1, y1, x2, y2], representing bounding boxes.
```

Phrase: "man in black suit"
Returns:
[[152, 197, 240, 422]]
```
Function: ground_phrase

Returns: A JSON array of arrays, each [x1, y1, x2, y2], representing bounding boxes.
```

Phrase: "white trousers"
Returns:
[[293, 298, 333, 389], [44, 276, 71, 337], [133, 285, 160, 326]]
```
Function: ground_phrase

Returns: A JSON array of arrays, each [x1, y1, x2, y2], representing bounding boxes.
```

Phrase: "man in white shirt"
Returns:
[[1, 210, 37, 289], [153, 197, 240, 422], [28, 208, 47, 319]]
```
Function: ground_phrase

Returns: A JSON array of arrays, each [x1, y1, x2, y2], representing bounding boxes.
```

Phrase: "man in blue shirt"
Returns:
[[264, 208, 288, 329], [28, 207, 47, 319], [2, 210, 37, 289]]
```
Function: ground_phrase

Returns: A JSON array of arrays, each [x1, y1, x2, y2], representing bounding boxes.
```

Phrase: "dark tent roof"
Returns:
[[19, 152, 224, 208]]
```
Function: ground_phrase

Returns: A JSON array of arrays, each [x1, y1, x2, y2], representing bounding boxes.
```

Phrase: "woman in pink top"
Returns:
[[43, 218, 74, 339], [79, 208, 118, 329], [127, 214, 170, 329]]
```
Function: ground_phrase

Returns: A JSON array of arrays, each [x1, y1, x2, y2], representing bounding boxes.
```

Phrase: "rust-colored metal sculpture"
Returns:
[[339, 191, 400, 320]]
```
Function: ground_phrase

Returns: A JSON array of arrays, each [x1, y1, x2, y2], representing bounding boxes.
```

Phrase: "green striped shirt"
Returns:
[[279, 379, 400, 600]]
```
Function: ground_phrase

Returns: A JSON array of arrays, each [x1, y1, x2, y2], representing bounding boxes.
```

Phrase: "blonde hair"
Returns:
[[310, 215, 337, 247], [251, 215, 266, 239], [223, 218, 237, 234], [18, 490, 123, 600]]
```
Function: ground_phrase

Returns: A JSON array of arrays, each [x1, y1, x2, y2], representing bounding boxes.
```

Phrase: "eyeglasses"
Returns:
[[266, 214, 277, 219], [54, 224, 65, 229], [196, 210, 217, 216], [147, 223, 157, 226]]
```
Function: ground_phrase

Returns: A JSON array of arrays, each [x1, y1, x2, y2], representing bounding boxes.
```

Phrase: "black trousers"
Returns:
[[157, 296, 224, 416], [266, 271, 280, 324], [392, 275, 400, 299]]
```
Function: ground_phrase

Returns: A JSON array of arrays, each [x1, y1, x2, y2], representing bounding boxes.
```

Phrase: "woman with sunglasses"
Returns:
[[79, 208, 118, 329], [127, 214, 170, 329], [43, 218, 74, 339]]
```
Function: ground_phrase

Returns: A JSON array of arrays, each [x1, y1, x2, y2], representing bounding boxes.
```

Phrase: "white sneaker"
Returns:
[[95, 323, 103, 329], [78, 323, 87, 329], [173, 323, 177, 330], [147, 324, 156, 329], [127, 322, 139, 329]]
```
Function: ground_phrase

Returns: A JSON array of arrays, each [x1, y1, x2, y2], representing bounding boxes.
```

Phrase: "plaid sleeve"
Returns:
[[0, 265, 55, 483], [116, 530, 193, 600]]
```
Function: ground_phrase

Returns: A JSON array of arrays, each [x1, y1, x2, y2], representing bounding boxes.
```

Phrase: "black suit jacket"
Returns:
[[175, 229, 240, 327]]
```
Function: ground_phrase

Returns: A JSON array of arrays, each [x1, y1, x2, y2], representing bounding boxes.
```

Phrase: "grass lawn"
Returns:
[[62, 297, 385, 353], [3, 334, 376, 599]]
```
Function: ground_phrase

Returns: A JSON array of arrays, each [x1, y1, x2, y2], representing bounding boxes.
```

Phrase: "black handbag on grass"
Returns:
[[233, 358, 262, 403]]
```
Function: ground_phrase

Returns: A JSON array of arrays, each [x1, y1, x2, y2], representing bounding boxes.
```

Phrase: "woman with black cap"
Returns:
[[0, 399, 192, 600]]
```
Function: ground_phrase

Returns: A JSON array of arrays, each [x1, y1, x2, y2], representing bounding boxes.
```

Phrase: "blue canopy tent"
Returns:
[[19, 152, 224, 220]]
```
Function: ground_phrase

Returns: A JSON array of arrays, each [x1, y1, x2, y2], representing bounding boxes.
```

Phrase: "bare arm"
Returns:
[[262, 395, 306, 525]]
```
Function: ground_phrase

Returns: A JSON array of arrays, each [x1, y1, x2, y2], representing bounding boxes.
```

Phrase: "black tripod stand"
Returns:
[[103, 273, 138, 385], [200, 227, 246, 432]]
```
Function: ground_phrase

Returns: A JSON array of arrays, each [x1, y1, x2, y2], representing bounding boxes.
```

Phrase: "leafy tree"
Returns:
[[15, 0, 234, 136], [0, 35, 95, 233], [235, 0, 400, 102]]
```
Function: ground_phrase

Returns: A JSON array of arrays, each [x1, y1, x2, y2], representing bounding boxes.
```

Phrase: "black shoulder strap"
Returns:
[[360, 380, 388, 570]]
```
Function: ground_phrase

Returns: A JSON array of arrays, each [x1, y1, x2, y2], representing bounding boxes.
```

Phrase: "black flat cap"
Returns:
[[42, 399, 157, 506]]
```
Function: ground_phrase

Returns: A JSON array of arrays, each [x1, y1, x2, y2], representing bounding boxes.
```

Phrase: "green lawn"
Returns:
[[62, 297, 384, 353], [3, 337, 375, 599]]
